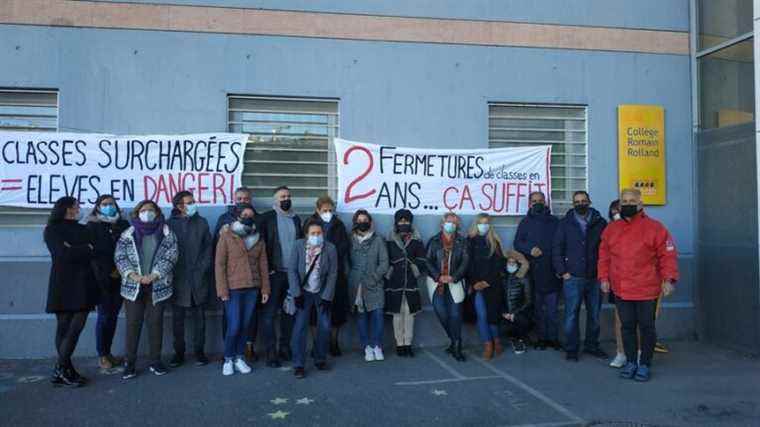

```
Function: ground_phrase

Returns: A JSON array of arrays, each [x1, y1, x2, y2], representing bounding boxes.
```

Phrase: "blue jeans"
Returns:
[[432, 288, 462, 341], [357, 308, 384, 348], [474, 291, 498, 343], [96, 290, 123, 357], [563, 277, 602, 353], [291, 292, 331, 368], [223, 288, 259, 359], [534, 291, 559, 341]]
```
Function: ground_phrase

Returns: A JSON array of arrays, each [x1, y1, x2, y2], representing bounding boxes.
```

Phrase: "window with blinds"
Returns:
[[0, 89, 59, 227], [227, 96, 339, 212], [488, 103, 588, 225]]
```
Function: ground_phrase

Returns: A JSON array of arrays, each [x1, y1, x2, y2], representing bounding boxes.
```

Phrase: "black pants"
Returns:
[[262, 271, 293, 356], [55, 311, 88, 367], [502, 313, 533, 340], [125, 286, 167, 365], [616, 298, 657, 366], [172, 303, 206, 356]]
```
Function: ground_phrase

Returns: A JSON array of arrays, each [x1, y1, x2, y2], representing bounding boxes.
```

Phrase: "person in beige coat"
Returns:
[[215, 204, 270, 376]]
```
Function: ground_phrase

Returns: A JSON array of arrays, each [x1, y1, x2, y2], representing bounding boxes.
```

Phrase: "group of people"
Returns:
[[43, 184, 678, 387]]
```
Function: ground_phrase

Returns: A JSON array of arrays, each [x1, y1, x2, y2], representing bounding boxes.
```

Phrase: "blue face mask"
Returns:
[[477, 223, 490, 236], [443, 222, 456, 234], [100, 204, 117, 217], [308, 235, 323, 247], [185, 203, 198, 217]]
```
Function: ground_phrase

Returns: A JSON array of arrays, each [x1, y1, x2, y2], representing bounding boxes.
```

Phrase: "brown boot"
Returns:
[[483, 341, 494, 360], [98, 356, 114, 370], [493, 338, 504, 357], [106, 355, 124, 366]]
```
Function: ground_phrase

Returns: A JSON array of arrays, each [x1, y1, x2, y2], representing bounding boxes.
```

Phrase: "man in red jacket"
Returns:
[[598, 188, 678, 382]]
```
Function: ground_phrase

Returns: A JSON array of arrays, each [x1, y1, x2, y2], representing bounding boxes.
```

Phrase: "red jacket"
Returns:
[[597, 211, 679, 301]]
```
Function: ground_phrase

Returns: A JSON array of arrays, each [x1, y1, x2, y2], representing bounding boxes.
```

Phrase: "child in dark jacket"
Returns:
[[501, 250, 533, 354]]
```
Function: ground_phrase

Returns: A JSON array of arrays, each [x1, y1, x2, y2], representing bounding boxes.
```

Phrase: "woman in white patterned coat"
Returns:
[[114, 200, 179, 380]]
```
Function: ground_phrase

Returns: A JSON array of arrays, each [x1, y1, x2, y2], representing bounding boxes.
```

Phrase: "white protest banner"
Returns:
[[0, 132, 248, 207], [335, 138, 551, 216]]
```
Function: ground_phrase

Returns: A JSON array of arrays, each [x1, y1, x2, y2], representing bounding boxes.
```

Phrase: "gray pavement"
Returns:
[[1, 341, 759, 427]]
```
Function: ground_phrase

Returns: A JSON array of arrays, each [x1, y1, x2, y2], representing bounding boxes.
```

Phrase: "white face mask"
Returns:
[[231, 221, 248, 236], [507, 264, 519, 274], [308, 235, 324, 247], [477, 223, 490, 236], [320, 212, 333, 223], [139, 211, 156, 223]]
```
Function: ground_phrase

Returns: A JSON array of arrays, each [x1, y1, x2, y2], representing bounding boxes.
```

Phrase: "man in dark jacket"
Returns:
[[514, 191, 560, 350], [260, 186, 303, 367], [553, 191, 608, 362], [167, 191, 213, 368]]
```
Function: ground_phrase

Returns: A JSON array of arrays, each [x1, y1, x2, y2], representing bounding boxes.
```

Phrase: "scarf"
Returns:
[[306, 242, 322, 266], [130, 216, 164, 247], [438, 232, 455, 295], [96, 214, 119, 224], [244, 233, 260, 250], [355, 231, 374, 243]]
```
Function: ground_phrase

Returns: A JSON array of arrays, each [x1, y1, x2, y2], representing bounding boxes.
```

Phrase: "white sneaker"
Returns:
[[373, 346, 385, 361], [364, 346, 375, 362], [234, 357, 252, 374], [609, 352, 627, 368], [222, 360, 234, 376]]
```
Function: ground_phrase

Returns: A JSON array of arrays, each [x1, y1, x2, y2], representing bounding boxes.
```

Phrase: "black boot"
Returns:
[[445, 341, 455, 356], [331, 338, 342, 357], [70, 364, 88, 385], [453, 340, 466, 362], [266, 350, 281, 368], [50, 364, 64, 386], [60, 365, 83, 387], [279, 348, 292, 362]]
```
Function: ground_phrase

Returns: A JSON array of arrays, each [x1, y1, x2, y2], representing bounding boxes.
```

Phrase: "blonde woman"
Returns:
[[466, 213, 506, 360], [425, 212, 470, 362]]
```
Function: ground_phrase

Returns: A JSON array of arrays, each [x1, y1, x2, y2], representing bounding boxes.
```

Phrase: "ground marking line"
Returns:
[[471, 354, 585, 425], [498, 422, 582, 427], [422, 349, 466, 379], [395, 375, 502, 386]]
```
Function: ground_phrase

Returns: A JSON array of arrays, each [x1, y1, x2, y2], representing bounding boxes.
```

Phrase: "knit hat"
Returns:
[[394, 209, 413, 224]]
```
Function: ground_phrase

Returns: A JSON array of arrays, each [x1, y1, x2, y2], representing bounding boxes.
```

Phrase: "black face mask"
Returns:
[[620, 205, 639, 219], [574, 204, 590, 215], [530, 203, 546, 215], [396, 223, 412, 234], [240, 217, 255, 228], [355, 222, 371, 232], [279, 199, 292, 211]]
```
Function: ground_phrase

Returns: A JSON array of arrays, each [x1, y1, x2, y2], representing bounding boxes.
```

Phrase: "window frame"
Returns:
[[0, 88, 60, 227], [693, 0, 755, 130], [488, 102, 589, 227], [226, 95, 340, 215]]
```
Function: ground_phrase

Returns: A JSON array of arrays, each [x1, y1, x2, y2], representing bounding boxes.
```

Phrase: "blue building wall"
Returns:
[[0, 1, 695, 357]]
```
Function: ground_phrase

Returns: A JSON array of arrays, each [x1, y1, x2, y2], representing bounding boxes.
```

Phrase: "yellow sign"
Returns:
[[618, 105, 666, 205]]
